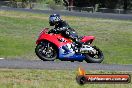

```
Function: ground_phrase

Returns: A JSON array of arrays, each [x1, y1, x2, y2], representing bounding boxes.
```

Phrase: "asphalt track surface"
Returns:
[[0, 7, 132, 71], [0, 7, 132, 20], [0, 59, 132, 71]]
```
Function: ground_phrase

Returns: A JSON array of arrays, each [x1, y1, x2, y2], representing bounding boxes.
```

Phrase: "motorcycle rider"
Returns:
[[48, 14, 82, 53]]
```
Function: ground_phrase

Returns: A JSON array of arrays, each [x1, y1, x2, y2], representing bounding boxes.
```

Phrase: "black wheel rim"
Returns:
[[37, 42, 56, 60]]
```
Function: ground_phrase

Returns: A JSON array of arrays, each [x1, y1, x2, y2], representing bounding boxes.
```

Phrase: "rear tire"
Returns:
[[35, 41, 57, 61], [85, 46, 104, 63]]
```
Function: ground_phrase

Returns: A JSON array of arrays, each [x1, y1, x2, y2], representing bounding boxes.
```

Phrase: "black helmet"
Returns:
[[49, 14, 61, 26]]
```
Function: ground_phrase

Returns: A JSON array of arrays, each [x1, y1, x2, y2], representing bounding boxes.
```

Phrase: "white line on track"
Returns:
[[0, 58, 4, 60]]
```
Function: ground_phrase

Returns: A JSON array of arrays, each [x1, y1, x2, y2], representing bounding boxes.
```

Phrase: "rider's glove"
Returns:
[[48, 29, 57, 34], [48, 30, 52, 34]]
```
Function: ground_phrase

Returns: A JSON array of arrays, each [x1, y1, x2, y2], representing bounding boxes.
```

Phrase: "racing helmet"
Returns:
[[49, 14, 61, 26]]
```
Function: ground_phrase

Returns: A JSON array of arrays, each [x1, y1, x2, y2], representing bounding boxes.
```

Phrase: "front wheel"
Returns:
[[85, 46, 104, 63], [35, 41, 57, 61]]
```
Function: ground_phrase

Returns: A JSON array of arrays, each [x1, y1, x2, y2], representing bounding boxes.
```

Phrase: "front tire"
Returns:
[[85, 46, 104, 63], [35, 41, 57, 61]]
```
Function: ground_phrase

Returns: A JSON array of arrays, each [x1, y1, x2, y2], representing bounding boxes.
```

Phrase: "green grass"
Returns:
[[0, 69, 131, 88], [0, 10, 132, 64]]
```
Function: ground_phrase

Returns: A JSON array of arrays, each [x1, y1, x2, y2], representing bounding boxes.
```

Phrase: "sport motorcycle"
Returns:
[[35, 28, 104, 63]]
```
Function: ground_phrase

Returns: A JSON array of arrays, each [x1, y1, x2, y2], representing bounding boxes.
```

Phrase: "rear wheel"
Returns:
[[35, 41, 57, 61], [85, 46, 104, 63]]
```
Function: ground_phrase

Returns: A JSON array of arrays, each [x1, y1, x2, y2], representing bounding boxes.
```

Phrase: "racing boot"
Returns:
[[74, 38, 83, 53]]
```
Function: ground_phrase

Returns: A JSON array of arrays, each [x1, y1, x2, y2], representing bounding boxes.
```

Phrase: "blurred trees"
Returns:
[[1, 0, 36, 8], [0, 0, 131, 11], [73, 0, 132, 11]]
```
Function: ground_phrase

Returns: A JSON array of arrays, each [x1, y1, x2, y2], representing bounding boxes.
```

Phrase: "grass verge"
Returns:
[[0, 69, 131, 88]]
